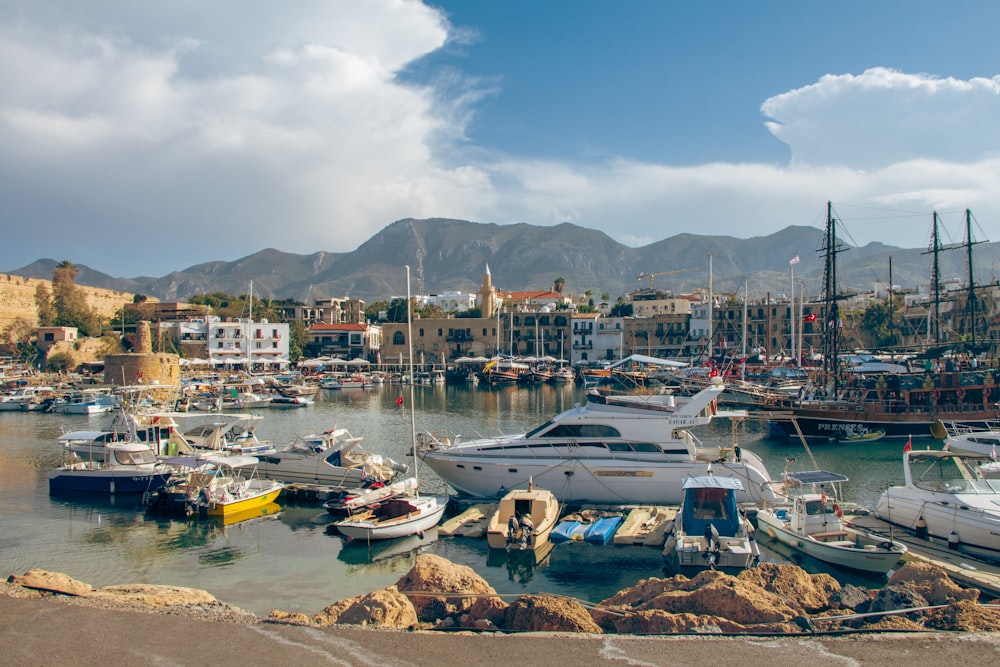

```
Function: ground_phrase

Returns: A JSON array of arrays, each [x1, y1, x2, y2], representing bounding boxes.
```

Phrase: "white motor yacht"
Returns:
[[418, 378, 782, 505], [874, 448, 1000, 563]]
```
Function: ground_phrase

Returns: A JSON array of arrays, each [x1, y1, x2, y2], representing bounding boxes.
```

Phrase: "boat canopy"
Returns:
[[786, 470, 849, 485], [608, 354, 688, 370], [682, 475, 744, 490]]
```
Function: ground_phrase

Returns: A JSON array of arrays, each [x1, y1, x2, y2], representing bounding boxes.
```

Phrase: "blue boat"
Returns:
[[584, 515, 624, 545], [550, 519, 581, 543], [48, 442, 173, 494]]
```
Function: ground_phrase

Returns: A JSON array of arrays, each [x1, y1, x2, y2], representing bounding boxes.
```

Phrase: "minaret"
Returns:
[[477, 264, 497, 319]]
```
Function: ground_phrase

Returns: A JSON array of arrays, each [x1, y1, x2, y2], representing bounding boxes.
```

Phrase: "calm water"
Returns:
[[0, 384, 935, 615]]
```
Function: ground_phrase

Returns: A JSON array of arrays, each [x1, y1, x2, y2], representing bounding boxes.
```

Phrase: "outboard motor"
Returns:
[[703, 523, 721, 569]]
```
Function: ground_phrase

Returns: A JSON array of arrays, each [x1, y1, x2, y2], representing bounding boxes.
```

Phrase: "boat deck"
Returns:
[[847, 514, 1000, 598], [613, 505, 677, 546]]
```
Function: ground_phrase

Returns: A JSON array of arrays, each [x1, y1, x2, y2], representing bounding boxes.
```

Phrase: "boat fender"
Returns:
[[833, 503, 843, 518], [948, 531, 960, 550]]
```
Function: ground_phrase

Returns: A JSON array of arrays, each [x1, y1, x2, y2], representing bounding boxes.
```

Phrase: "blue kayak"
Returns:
[[584, 515, 623, 545]]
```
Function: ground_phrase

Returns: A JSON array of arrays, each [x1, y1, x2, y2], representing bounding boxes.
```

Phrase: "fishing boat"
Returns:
[[873, 448, 1000, 563], [51, 389, 119, 415], [485, 481, 560, 553], [417, 378, 783, 505], [0, 385, 55, 411], [663, 476, 760, 573], [332, 266, 447, 541], [48, 442, 173, 494], [147, 455, 284, 519], [755, 470, 906, 574]]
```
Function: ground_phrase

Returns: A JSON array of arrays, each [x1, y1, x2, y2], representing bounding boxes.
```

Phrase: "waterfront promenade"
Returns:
[[2, 594, 996, 666]]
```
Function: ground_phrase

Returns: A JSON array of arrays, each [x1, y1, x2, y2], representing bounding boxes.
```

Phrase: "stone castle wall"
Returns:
[[0, 273, 155, 331]]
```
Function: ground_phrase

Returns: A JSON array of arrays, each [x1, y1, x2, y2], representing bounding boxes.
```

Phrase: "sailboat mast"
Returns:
[[405, 266, 418, 488], [820, 202, 847, 396], [707, 254, 713, 364], [932, 212, 942, 345]]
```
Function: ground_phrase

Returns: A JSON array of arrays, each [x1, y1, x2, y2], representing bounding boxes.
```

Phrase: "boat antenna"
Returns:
[[406, 265, 419, 491]]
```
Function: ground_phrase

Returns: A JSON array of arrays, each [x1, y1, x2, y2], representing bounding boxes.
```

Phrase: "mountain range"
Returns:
[[8, 218, 999, 304]]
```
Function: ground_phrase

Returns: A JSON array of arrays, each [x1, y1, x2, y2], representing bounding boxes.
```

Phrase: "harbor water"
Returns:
[[0, 383, 934, 615]]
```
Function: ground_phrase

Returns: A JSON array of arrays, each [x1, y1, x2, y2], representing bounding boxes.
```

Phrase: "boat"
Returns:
[[583, 514, 624, 545], [417, 378, 783, 505], [267, 393, 314, 408], [755, 470, 907, 574], [322, 477, 419, 514], [839, 428, 886, 443], [52, 389, 119, 414], [147, 455, 285, 519], [485, 481, 560, 553], [613, 506, 676, 546], [873, 447, 1000, 563], [477, 358, 529, 385], [767, 205, 1000, 441], [246, 427, 407, 487], [48, 441, 174, 494], [0, 385, 55, 411], [663, 476, 760, 573], [941, 422, 1000, 458], [550, 519, 583, 543], [332, 266, 447, 542]]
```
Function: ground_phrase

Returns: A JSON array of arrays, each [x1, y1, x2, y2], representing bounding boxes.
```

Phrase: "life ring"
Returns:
[[709, 369, 719, 378]]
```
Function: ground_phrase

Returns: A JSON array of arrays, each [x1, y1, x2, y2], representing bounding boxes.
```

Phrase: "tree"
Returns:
[[34, 283, 55, 326], [554, 277, 566, 294], [860, 301, 893, 348], [454, 307, 482, 319], [366, 301, 391, 322], [51, 260, 100, 335], [287, 320, 308, 362], [384, 298, 411, 323], [0, 318, 37, 358]]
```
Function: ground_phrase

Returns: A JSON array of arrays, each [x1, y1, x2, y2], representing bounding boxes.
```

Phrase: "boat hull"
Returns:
[[335, 494, 448, 541], [874, 490, 1000, 563], [756, 508, 905, 573], [204, 485, 284, 517], [420, 454, 776, 505], [48, 468, 172, 494]]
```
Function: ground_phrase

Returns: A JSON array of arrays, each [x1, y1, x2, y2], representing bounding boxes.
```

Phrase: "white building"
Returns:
[[161, 317, 290, 371]]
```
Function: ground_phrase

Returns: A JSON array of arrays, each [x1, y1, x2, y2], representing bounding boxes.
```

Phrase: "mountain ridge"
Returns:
[[8, 219, 998, 303]]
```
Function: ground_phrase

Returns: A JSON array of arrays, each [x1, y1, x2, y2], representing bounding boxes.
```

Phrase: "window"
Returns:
[[393, 331, 405, 345]]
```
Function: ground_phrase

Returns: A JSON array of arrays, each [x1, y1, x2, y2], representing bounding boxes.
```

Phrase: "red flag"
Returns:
[[803, 313, 817, 322], [903, 436, 912, 453], [395, 396, 404, 406]]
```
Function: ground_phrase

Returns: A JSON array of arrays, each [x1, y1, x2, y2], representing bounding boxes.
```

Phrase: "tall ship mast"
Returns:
[[819, 201, 848, 397]]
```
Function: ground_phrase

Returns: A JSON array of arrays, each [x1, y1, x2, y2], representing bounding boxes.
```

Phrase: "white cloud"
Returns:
[[0, 4, 997, 279]]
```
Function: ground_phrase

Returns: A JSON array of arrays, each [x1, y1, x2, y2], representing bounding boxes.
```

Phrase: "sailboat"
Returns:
[[334, 265, 448, 541], [767, 204, 1000, 441]]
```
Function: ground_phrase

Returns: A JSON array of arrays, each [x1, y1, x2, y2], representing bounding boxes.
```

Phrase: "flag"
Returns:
[[803, 313, 817, 322], [903, 436, 912, 453], [790, 256, 800, 265]]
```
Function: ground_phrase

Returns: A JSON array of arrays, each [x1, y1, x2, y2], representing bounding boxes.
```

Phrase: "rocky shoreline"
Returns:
[[6, 556, 1000, 635]]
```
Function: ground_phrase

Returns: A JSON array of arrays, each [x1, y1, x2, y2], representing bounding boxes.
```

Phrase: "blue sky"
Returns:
[[1, 0, 999, 277]]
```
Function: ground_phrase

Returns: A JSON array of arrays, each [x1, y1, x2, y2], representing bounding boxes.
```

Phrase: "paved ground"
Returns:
[[3, 595, 999, 666]]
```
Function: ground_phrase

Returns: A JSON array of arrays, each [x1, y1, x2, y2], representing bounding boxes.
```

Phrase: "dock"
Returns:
[[847, 513, 1000, 598]]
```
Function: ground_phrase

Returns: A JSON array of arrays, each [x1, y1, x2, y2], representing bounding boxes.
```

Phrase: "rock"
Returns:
[[503, 595, 603, 633], [90, 584, 218, 607], [828, 584, 872, 612], [313, 586, 418, 629], [888, 561, 979, 605], [737, 563, 840, 613], [598, 570, 800, 627], [607, 610, 749, 634], [924, 600, 1000, 632], [395, 554, 505, 623], [266, 610, 314, 625], [868, 583, 929, 619], [8, 570, 93, 597]]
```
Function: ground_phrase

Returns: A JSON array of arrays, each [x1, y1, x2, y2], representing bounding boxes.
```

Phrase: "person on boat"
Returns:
[[519, 513, 534, 549], [506, 513, 520, 549]]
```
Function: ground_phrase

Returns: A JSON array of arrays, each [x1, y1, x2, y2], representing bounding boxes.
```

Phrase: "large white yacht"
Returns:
[[417, 379, 782, 505]]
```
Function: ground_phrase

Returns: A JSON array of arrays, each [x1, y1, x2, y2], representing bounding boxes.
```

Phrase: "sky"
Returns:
[[1, 0, 999, 278]]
